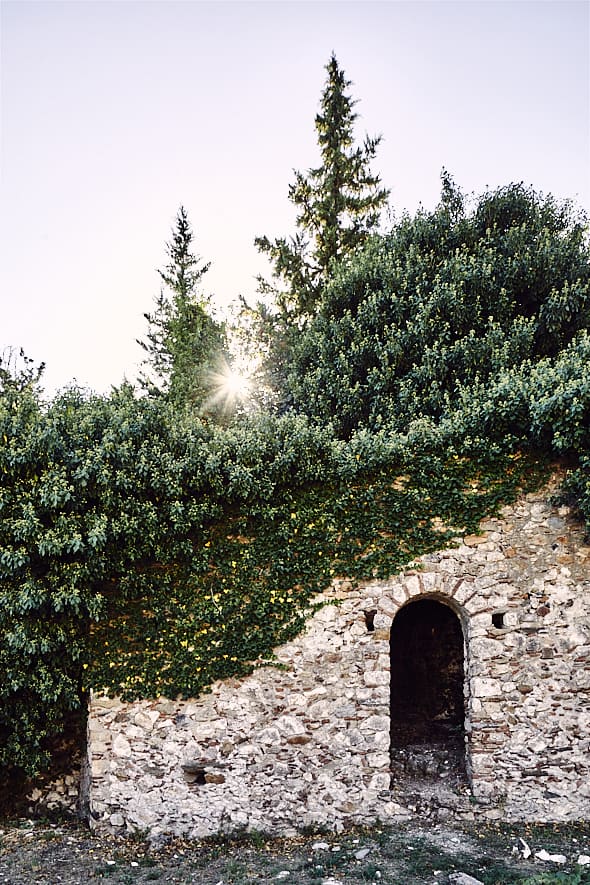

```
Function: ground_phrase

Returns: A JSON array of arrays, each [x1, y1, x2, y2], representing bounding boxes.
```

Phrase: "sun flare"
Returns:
[[219, 367, 251, 400], [207, 357, 257, 413]]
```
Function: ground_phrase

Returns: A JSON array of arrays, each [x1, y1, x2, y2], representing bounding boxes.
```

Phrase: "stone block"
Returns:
[[379, 597, 399, 618], [112, 735, 132, 758], [487, 551, 506, 562], [366, 731, 390, 751], [371, 629, 390, 641], [367, 771, 391, 792], [287, 734, 311, 745], [372, 612, 390, 630], [259, 727, 281, 745], [185, 703, 218, 722], [363, 669, 389, 687], [91, 758, 111, 777], [89, 725, 113, 743], [453, 582, 479, 606], [360, 714, 390, 733], [380, 800, 411, 819], [313, 605, 340, 625], [470, 638, 503, 661], [471, 677, 499, 698], [464, 534, 487, 547], [189, 719, 227, 739], [404, 575, 422, 597], [92, 693, 122, 710], [365, 752, 390, 769]]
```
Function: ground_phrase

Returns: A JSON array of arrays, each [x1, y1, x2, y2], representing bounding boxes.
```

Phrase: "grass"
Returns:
[[1, 818, 589, 884]]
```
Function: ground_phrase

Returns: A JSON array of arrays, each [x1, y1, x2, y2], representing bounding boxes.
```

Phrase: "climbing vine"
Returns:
[[89, 442, 547, 702]]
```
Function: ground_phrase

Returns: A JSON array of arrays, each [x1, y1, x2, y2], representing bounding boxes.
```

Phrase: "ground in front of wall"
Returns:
[[0, 817, 589, 885]]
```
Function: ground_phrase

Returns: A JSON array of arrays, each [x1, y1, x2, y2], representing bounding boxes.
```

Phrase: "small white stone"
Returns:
[[312, 841, 330, 851], [535, 850, 567, 863], [448, 874, 484, 885], [578, 855, 590, 865], [519, 837, 531, 859], [355, 847, 371, 860]]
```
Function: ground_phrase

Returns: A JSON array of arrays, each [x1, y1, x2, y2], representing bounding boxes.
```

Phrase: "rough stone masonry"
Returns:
[[85, 475, 590, 838]]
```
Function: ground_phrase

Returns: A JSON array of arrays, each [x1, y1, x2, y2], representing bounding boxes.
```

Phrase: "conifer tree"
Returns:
[[256, 53, 390, 322], [138, 207, 226, 411]]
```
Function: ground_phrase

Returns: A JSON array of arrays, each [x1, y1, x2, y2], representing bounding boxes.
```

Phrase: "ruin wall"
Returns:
[[86, 480, 590, 838]]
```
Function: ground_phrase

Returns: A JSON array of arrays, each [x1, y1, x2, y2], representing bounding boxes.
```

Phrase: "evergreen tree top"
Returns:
[[256, 53, 390, 323], [159, 205, 211, 299], [137, 206, 226, 412]]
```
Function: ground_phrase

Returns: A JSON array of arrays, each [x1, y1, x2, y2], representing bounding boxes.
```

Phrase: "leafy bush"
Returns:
[[285, 182, 589, 438]]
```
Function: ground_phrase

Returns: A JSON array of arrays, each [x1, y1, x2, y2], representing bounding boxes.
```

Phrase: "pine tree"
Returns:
[[138, 207, 226, 411], [255, 53, 390, 322]]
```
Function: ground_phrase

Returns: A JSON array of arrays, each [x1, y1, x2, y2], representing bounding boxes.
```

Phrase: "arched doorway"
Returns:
[[390, 598, 466, 782]]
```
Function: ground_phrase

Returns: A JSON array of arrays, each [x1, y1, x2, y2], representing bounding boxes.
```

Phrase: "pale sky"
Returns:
[[1, 0, 589, 396]]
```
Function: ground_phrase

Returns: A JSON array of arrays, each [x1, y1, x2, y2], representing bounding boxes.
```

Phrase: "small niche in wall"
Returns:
[[492, 612, 506, 629], [182, 762, 206, 785], [364, 609, 377, 632]]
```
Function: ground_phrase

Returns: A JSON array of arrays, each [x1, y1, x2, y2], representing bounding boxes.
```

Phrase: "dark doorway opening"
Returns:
[[390, 599, 466, 783]]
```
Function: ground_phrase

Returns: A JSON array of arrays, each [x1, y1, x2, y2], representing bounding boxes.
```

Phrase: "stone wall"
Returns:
[[87, 478, 590, 838], [26, 767, 81, 815]]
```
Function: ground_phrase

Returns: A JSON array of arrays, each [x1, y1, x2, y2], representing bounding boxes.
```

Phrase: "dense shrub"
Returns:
[[285, 182, 589, 438]]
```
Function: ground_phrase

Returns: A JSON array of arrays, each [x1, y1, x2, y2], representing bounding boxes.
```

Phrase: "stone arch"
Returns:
[[389, 594, 468, 783]]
